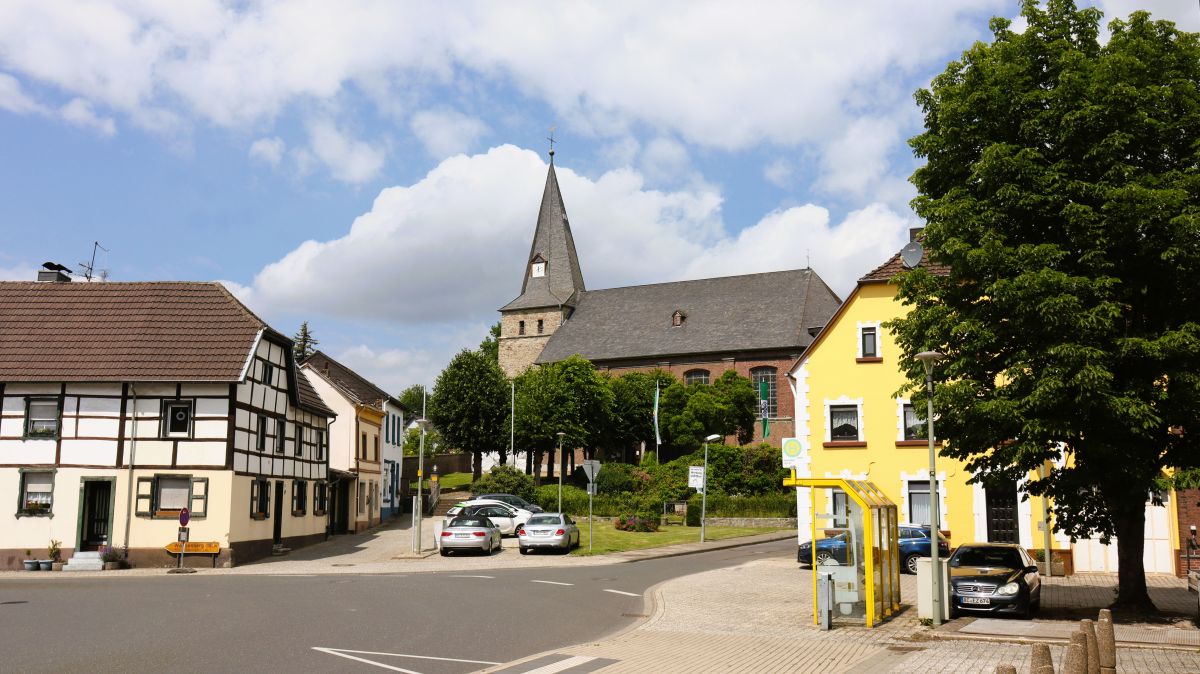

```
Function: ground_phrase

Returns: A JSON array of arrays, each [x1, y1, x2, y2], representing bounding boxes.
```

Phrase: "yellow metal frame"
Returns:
[[783, 471, 901, 628]]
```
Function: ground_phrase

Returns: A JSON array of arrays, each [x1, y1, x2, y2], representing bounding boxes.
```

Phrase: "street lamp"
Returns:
[[701, 433, 721, 543], [412, 417, 432, 554], [555, 432, 566, 513], [915, 350, 945, 626]]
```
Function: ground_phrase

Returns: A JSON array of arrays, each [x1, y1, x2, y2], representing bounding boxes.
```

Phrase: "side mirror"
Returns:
[[1025, 565, 1039, 575]]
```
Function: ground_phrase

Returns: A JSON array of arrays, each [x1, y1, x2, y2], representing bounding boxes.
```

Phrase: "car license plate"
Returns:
[[532, 530, 549, 536], [454, 533, 469, 538], [962, 597, 990, 605]]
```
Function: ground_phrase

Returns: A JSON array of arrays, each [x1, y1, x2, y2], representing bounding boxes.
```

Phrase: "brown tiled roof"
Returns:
[[296, 369, 335, 417], [859, 248, 951, 283], [0, 281, 265, 382], [302, 351, 397, 412]]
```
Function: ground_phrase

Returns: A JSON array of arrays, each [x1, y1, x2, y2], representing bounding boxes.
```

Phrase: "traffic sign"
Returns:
[[688, 465, 706, 491], [179, 507, 190, 527], [781, 438, 803, 468], [582, 460, 602, 483], [177, 526, 190, 543]]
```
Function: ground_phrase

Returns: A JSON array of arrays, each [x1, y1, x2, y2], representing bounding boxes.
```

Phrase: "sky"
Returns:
[[1, 1, 1197, 393]]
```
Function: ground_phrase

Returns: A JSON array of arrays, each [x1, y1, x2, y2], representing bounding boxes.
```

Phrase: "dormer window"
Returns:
[[671, 310, 686, 327], [530, 254, 547, 278]]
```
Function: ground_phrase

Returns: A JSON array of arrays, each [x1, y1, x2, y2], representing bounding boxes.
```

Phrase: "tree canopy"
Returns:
[[428, 348, 510, 479], [512, 355, 613, 482], [292, 322, 319, 362], [890, 0, 1200, 610]]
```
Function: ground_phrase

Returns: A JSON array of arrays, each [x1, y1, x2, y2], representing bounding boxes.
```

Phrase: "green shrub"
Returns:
[[686, 494, 796, 525], [470, 465, 536, 502], [534, 484, 589, 514], [614, 514, 659, 532]]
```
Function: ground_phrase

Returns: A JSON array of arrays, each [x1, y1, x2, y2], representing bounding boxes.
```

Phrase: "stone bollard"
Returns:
[[1030, 642, 1054, 674], [1080, 620, 1100, 674], [1098, 608, 1112, 623], [1063, 633, 1089, 674], [1096, 617, 1116, 674], [995, 666, 1017, 674]]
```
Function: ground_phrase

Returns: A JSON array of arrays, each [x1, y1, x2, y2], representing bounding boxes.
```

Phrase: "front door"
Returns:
[[985, 479, 1019, 544], [273, 481, 284, 544], [81, 480, 112, 551]]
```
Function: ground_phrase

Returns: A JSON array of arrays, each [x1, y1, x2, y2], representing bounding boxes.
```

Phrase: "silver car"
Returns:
[[439, 516, 502, 556], [518, 513, 580, 554]]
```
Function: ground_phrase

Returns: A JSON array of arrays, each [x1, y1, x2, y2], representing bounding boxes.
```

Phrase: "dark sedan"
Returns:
[[948, 543, 1041, 618], [797, 525, 949, 573]]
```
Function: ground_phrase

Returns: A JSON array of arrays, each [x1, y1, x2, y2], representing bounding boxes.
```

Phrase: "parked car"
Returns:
[[473, 493, 544, 513], [948, 543, 1041, 618], [443, 500, 531, 535], [518, 513, 580, 554], [796, 525, 949, 574], [439, 516, 502, 556]]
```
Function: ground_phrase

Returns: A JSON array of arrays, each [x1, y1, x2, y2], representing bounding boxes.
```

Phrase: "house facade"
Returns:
[[301, 351, 400, 534], [0, 280, 335, 569], [380, 399, 405, 519], [786, 241, 1181, 575]]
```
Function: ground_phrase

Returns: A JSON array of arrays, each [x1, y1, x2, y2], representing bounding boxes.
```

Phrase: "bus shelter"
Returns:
[[783, 475, 901, 628]]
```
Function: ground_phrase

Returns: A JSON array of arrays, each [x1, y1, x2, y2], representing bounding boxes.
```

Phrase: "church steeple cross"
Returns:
[[547, 125, 557, 159]]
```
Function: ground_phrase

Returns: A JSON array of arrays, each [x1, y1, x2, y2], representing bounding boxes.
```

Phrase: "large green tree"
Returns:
[[891, 1, 1200, 611], [429, 349, 510, 479], [398, 384, 427, 419], [601, 369, 675, 462], [659, 370, 759, 456], [479, 322, 501, 362], [513, 356, 613, 483]]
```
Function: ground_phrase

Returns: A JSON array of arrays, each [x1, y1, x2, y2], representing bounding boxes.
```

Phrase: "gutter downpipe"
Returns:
[[122, 382, 138, 553]]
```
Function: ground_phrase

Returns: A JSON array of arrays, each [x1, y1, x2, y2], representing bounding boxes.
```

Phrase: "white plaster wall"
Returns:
[[125, 470, 233, 548], [0, 468, 124, 553], [60, 440, 118, 465], [0, 439, 56, 463], [301, 365, 358, 473], [176, 442, 227, 466]]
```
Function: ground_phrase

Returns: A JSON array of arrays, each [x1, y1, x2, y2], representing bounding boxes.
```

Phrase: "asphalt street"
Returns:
[[0, 538, 793, 673]]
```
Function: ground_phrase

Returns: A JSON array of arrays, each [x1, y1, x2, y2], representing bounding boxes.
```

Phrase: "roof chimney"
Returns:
[[37, 262, 73, 283], [909, 227, 924, 242]]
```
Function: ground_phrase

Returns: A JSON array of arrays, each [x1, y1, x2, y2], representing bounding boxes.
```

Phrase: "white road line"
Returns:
[[530, 580, 574, 586], [521, 655, 597, 674], [450, 574, 495, 579], [313, 647, 500, 668], [602, 589, 640, 597], [312, 648, 422, 673]]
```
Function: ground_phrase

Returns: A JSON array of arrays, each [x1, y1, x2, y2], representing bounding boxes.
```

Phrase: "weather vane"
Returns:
[[547, 125, 557, 158]]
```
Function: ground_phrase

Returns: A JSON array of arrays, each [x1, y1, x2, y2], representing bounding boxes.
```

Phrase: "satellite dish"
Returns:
[[900, 241, 924, 269]]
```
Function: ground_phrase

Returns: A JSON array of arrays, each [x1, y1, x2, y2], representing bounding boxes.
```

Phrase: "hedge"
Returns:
[[685, 494, 796, 526]]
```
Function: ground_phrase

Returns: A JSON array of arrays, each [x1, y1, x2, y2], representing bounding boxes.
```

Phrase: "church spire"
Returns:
[[499, 153, 586, 312]]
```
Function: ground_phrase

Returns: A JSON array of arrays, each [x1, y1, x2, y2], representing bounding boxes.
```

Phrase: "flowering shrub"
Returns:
[[614, 515, 659, 533], [98, 545, 124, 563]]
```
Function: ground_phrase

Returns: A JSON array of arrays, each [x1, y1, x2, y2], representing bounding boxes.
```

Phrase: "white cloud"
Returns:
[[410, 108, 489, 158], [59, 97, 115, 136], [0, 72, 45, 114], [763, 159, 793, 188], [249, 137, 286, 167], [816, 116, 903, 199], [639, 137, 692, 184], [306, 119, 385, 184], [0, 262, 37, 281]]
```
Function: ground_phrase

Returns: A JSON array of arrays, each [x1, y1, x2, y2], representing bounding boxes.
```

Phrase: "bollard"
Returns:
[[1080, 620, 1100, 674], [994, 666, 1017, 674], [1097, 608, 1112, 623], [1030, 642, 1054, 674], [1064, 633, 1088, 674], [1096, 617, 1116, 674]]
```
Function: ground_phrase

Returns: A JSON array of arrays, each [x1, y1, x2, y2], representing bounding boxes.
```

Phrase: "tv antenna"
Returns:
[[79, 241, 110, 282]]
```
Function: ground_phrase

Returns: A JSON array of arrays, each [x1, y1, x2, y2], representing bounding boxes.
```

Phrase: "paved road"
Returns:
[[0, 539, 792, 673]]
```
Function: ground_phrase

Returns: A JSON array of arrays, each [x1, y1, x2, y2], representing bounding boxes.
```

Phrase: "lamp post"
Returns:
[[412, 417, 432, 554], [701, 433, 721, 543], [915, 350, 945, 626], [556, 432, 566, 513]]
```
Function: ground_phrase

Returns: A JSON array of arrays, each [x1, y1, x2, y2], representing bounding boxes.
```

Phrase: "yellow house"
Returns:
[[787, 240, 1182, 575]]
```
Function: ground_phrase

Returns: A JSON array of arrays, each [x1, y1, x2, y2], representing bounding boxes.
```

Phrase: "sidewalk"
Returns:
[[483, 557, 1200, 674]]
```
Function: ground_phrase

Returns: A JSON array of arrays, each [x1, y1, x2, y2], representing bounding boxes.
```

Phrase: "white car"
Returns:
[[442, 500, 532, 535]]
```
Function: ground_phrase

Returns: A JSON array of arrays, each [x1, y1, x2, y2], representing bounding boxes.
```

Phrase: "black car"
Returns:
[[948, 543, 1041, 618], [473, 493, 544, 513]]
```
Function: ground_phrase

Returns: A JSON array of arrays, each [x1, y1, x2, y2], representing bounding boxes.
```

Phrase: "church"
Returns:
[[497, 151, 842, 446]]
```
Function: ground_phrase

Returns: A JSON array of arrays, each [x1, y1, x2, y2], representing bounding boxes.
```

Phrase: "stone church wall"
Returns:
[[498, 308, 564, 377]]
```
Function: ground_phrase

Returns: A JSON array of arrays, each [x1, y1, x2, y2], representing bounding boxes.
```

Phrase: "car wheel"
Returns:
[[904, 554, 920, 575], [440, 548, 449, 557], [815, 551, 832, 566], [519, 546, 529, 555]]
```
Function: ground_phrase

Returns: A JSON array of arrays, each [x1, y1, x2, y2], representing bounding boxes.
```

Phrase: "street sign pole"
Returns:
[[581, 460, 601, 553], [588, 484, 594, 553], [169, 507, 195, 574], [701, 442, 708, 543]]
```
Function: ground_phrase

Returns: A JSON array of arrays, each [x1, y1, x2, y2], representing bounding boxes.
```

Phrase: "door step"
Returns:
[[271, 544, 291, 556], [64, 551, 104, 571]]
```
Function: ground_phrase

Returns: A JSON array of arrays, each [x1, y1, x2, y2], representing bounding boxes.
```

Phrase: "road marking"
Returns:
[[267, 574, 317, 577], [450, 574, 495, 579], [521, 655, 598, 673], [602, 589, 639, 597], [531, 580, 573, 586], [312, 647, 500, 672]]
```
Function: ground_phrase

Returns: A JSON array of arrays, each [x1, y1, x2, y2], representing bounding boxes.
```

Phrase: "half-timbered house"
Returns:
[[0, 278, 335, 569]]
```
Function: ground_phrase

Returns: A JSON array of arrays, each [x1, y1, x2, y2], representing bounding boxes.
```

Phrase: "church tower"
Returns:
[[497, 151, 586, 377]]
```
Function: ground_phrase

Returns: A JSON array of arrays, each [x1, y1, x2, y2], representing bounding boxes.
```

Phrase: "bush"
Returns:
[[534, 484, 589, 514], [686, 494, 796, 525], [470, 465, 536, 502], [614, 515, 659, 532]]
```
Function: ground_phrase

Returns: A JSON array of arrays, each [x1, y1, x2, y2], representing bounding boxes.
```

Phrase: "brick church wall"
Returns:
[[1176, 488, 1200, 576]]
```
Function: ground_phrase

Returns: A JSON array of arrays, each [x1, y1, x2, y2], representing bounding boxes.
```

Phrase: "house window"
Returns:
[[672, 310, 686, 327], [134, 475, 208, 519], [250, 478, 270, 519], [750, 367, 778, 418], [903, 404, 927, 441], [162, 400, 193, 437], [24, 398, 59, 438], [256, 416, 268, 452], [262, 361, 274, 387], [357, 482, 365, 514], [861, 326, 878, 358], [275, 419, 285, 454], [831, 491, 849, 528], [317, 429, 326, 461], [519, 320, 526, 336], [684, 369, 710, 386], [830, 405, 860, 441], [537, 319, 544, 334], [295, 424, 304, 457], [908, 480, 932, 526], [373, 435, 379, 461], [361, 433, 367, 459], [292, 480, 307, 516], [314, 482, 328, 516], [17, 470, 54, 516], [155, 477, 191, 516]]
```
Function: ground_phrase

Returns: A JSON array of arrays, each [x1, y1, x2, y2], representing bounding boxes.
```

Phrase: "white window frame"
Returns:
[[162, 400, 194, 438], [856, 321, 882, 359], [16, 469, 55, 517], [24, 397, 60, 439], [900, 470, 947, 526], [823, 396, 864, 442]]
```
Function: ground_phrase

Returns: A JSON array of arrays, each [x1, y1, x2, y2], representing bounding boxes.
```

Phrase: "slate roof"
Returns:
[[500, 159, 586, 311], [534, 268, 841, 364], [0, 281, 269, 382], [302, 351, 399, 412]]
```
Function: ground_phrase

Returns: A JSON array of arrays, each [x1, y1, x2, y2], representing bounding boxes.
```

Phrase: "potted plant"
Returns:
[[48, 539, 64, 571], [22, 550, 37, 571], [1032, 548, 1066, 575], [99, 545, 124, 571]]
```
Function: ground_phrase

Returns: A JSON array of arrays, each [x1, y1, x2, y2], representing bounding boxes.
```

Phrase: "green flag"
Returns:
[[759, 381, 770, 438]]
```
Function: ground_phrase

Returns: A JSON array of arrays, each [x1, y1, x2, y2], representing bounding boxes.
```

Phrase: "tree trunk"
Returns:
[[547, 448, 556, 480], [498, 448, 508, 468], [1110, 500, 1157, 612], [525, 449, 533, 475], [472, 451, 482, 481]]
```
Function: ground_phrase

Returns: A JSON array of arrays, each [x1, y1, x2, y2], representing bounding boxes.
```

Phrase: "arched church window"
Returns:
[[684, 369, 710, 386], [751, 366, 778, 418]]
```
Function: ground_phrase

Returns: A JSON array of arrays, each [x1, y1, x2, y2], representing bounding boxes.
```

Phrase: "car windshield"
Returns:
[[449, 517, 490, 528], [951, 547, 1023, 569], [527, 515, 562, 526]]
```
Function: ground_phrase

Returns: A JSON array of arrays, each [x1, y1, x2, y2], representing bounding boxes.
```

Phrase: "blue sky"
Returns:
[[1, 1, 1196, 392]]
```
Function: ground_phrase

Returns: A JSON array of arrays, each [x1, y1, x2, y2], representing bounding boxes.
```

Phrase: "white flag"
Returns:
[[653, 381, 661, 446]]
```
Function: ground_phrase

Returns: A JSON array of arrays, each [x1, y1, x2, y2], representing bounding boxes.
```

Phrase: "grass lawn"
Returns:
[[435, 472, 474, 491], [565, 521, 788, 556]]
